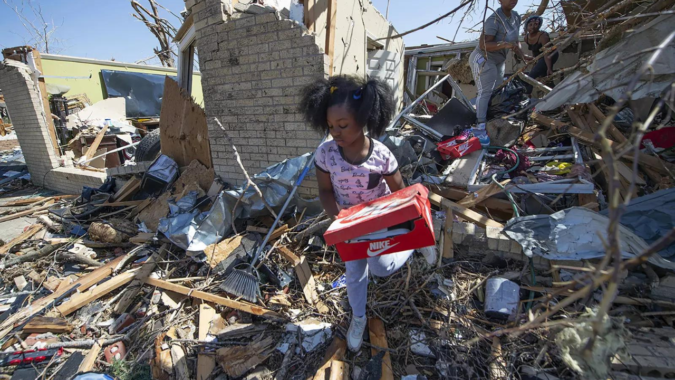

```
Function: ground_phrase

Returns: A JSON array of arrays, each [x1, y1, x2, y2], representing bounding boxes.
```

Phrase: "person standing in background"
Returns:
[[468, 0, 530, 146], [523, 15, 558, 95]]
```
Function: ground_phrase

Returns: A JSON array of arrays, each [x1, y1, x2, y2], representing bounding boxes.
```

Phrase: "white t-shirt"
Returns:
[[315, 137, 399, 208]]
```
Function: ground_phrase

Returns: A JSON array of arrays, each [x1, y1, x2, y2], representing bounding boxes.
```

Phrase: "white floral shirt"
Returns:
[[315, 137, 399, 208]]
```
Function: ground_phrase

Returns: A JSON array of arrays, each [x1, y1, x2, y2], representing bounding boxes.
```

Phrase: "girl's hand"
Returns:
[[547, 68, 553, 76]]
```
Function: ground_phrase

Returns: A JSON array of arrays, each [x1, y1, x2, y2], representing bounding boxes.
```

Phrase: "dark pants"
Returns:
[[524, 51, 559, 95]]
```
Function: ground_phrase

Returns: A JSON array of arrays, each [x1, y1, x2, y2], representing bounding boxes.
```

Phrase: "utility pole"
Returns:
[[385, 0, 391, 19]]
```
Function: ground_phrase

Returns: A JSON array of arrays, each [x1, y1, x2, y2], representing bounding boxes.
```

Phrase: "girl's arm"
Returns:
[[384, 171, 405, 193], [317, 169, 340, 220], [541, 33, 553, 75]]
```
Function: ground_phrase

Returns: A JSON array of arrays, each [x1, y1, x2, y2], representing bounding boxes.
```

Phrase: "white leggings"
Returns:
[[345, 250, 413, 317]]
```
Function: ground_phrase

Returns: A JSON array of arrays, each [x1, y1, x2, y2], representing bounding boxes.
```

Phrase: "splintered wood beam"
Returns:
[[0, 253, 131, 338], [368, 318, 394, 380], [145, 278, 284, 320], [83, 125, 109, 161], [278, 246, 329, 313], [0, 224, 43, 255], [429, 193, 504, 228], [312, 337, 347, 380], [114, 244, 167, 314], [77, 339, 103, 373], [57, 271, 137, 316], [197, 302, 218, 380]]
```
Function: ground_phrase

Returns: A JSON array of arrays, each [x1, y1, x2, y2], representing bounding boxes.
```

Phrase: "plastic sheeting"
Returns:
[[158, 191, 231, 253], [600, 188, 675, 259], [156, 153, 318, 254], [223, 152, 320, 219], [536, 14, 675, 111], [503, 207, 675, 270], [100, 70, 176, 117]]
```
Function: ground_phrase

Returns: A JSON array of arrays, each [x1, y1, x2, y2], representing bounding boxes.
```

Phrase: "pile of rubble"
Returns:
[[0, 5, 674, 380]]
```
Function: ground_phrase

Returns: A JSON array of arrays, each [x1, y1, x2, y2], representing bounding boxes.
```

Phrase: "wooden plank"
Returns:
[[197, 304, 217, 380], [0, 224, 43, 255], [145, 278, 284, 320], [578, 193, 599, 211], [83, 125, 109, 161], [442, 209, 454, 259], [112, 177, 141, 202], [312, 338, 347, 380], [429, 193, 504, 228], [457, 180, 508, 209], [114, 245, 167, 314], [78, 340, 102, 373], [0, 203, 56, 224], [57, 271, 136, 316], [432, 186, 514, 215], [159, 77, 212, 168], [368, 318, 394, 380], [616, 160, 646, 186], [328, 361, 349, 380], [269, 224, 289, 241], [171, 344, 190, 380], [588, 104, 627, 144], [442, 149, 483, 189], [325, 0, 337, 75], [203, 235, 244, 267], [22, 316, 73, 334], [32, 50, 61, 157], [278, 247, 329, 313]]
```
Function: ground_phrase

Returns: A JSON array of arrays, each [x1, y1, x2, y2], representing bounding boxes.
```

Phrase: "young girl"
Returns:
[[299, 75, 413, 352]]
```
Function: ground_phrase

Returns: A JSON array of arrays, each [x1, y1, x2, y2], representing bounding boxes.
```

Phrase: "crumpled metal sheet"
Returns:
[[503, 207, 675, 270], [536, 14, 675, 111], [224, 152, 320, 219], [600, 188, 675, 259], [158, 191, 231, 252]]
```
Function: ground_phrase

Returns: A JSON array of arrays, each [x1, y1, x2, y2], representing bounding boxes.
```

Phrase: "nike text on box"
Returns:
[[324, 184, 436, 262], [437, 136, 481, 160]]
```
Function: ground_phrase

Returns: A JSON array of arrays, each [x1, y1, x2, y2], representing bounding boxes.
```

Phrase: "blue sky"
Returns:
[[0, 0, 537, 65]]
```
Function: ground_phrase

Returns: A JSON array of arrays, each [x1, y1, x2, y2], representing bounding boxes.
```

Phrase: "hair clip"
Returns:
[[353, 88, 363, 100], [330, 86, 338, 94]]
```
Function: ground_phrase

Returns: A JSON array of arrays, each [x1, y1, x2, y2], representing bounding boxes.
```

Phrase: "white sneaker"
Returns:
[[347, 314, 367, 352]]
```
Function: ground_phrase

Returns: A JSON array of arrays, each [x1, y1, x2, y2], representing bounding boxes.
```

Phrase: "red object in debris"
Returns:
[[324, 184, 436, 262], [104, 342, 126, 363], [640, 127, 675, 150], [437, 136, 481, 159], [109, 313, 135, 334]]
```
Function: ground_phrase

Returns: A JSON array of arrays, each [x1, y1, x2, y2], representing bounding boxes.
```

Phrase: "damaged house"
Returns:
[[0, 0, 675, 379]]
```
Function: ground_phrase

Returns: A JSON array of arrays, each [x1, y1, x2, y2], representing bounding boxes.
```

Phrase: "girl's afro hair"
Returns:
[[298, 75, 396, 137]]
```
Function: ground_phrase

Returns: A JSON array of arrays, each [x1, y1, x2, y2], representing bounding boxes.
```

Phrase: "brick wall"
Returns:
[[187, 0, 327, 197], [0, 60, 107, 195], [0, 60, 60, 186]]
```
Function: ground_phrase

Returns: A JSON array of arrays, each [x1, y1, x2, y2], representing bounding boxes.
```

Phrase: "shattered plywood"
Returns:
[[216, 336, 275, 378], [159, 77, 212, 169], [173, 159, 215, 195], [137, 192, 172, 232], [203, 235, 244, 268]]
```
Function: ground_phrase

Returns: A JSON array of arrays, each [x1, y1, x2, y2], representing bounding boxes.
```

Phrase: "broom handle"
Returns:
[[251, 143, 323, 265]]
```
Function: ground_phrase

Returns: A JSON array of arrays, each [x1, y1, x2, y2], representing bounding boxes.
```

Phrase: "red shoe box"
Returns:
[[324, 184, 436, 262], [437, 136, 481, 159]]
